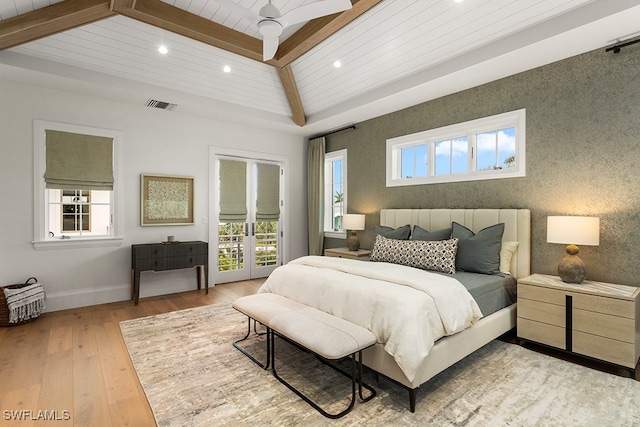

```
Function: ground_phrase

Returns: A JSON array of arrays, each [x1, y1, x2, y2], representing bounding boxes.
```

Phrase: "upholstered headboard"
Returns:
[[379, 209, 531, 279]]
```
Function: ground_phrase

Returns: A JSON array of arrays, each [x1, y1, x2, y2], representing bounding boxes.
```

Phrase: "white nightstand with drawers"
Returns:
[[517, 273, 640, 376]]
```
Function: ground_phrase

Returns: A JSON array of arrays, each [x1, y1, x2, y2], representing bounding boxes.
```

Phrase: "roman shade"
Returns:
[[44, 130, 114, 190], [219, 159, 247, 222], [256, 163, 280, 220]]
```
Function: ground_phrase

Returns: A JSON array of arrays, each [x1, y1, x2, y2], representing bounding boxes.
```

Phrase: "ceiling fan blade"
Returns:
[[263, 35, 280, 61], [215, 0, 261, 24], [280, 0, 352, 27]]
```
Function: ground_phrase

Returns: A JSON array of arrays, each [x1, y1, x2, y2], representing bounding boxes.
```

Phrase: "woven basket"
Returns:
[[0, 277, 39, 327]]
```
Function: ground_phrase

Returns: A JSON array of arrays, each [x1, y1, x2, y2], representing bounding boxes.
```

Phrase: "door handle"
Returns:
[[252, 223, 255, 236], [244, 222, 249, 237]]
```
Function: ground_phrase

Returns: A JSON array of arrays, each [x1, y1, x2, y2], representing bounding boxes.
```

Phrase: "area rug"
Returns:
[[120, 303, 640, 426]]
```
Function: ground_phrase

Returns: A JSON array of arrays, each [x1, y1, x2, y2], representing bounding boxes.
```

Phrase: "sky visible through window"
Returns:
[[401, 127, 516, 178]]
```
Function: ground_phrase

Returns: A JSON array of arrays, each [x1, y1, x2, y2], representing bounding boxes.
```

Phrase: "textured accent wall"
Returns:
[[325, 46, 640, 286]]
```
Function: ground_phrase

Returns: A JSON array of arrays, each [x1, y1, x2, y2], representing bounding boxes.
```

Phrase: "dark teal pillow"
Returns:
[[451, 222, 504, 274], [374, 224, 411, 240], [412, 225, 451, 241]]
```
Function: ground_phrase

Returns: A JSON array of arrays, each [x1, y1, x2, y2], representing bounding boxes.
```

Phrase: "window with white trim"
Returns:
[[33, 120, 123, 250], [324, 149, 347, 238], [387, 109, 526, 186]]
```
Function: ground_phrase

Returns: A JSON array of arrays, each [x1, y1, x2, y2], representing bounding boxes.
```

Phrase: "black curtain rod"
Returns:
[[606, 37, 640, 53], [309, 125, 356, 140]]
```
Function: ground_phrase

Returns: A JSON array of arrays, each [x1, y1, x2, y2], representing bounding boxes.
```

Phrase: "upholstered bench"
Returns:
[[232, 293, 377, 418]]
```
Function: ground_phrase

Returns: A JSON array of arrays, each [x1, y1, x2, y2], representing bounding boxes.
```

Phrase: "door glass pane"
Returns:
[[218, 222, 245, 271], [255, 220, 278, 268]]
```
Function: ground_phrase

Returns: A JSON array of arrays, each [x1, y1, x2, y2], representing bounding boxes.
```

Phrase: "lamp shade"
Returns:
[[547, 216, 600, 246], [342, 214, 365, 231]]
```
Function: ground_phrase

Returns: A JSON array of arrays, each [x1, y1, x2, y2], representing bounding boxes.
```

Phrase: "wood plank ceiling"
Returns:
[[0, 0, 380, 126], [0, 1, 637, 129]]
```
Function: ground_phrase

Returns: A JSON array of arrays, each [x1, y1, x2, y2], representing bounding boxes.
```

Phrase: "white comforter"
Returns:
[[258, 256, 483, 381]]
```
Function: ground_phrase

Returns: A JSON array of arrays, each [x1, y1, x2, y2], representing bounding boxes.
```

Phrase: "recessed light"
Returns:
[[223, 65, 231, 73], [333, 60, 342, 68], [158, 45, 168, 54]]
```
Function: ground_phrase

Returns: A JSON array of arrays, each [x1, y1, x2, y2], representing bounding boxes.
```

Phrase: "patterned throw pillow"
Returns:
[[370, 235, 458, 274]]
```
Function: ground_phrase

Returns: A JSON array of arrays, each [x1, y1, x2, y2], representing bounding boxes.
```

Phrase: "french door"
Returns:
[[213, 155, 283, 283]]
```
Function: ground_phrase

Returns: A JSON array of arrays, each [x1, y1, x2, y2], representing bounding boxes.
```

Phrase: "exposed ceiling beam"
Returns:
[[0, 0, 381, 127], [0, 0, 115, 50], [277, 65, 306, 126], [274, 0, 383, 67], [112, 0, 263, 62]]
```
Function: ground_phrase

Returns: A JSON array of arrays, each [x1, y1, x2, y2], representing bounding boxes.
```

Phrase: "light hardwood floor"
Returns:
[[0, 279, 264, 427]]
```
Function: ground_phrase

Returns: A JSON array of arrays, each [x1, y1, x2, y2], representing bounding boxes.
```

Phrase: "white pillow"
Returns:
[[499, 241, 519, 274]]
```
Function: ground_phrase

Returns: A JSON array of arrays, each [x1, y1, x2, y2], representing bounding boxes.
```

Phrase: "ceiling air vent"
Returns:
[[146, 99, 177, 111]]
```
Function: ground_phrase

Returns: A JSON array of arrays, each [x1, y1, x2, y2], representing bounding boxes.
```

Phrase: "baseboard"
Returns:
[[44, 283, 132, 312], [43, 272, 211, 312]]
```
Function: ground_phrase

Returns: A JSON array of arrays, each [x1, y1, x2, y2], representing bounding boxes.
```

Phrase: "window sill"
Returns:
[[324, 230, 346, 239], [32, 237, 124, 251]]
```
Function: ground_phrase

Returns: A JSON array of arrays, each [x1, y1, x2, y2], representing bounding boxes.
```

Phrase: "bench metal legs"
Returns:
[[270, 330, 376, 419], [233, 317, 270, 369], [233, 315, 376, 418]]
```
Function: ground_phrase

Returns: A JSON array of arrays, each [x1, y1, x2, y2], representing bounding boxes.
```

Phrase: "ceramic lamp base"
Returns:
[[558, 244, 586, 283], [347, 231, 360, 251]]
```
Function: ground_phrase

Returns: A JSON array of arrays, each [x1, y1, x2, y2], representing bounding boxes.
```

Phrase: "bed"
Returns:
[[259, 208, 530, 411]]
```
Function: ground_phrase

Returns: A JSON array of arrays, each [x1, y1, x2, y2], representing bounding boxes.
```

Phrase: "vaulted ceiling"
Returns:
[[1, 0, 639, 136]]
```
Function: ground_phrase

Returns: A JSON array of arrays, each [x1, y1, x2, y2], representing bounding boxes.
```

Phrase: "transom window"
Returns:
[[387, 109, 526, 186]]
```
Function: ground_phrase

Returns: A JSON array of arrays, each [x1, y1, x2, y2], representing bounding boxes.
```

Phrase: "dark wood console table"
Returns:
[[131, 241, 208, 305]]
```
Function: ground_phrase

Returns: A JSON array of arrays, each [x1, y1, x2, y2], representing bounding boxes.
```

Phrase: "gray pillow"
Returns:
[[451, 222, 504, 274], [412, 225, 451, 241], [374, 224, 411, 240]]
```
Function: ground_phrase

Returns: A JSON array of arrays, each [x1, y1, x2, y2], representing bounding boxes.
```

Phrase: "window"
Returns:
[[324, 149, 347, 238], [387, 109, 525, 186], [33, 120, 123, 249]]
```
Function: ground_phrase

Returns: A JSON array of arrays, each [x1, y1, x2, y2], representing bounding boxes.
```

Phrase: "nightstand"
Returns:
[[323, 247, 371, 260], [517, 274, 640, 375]]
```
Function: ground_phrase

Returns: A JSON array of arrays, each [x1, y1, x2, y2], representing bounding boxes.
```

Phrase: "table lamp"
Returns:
[[547, 216, 600, 283], [342, 214, 365, 251]]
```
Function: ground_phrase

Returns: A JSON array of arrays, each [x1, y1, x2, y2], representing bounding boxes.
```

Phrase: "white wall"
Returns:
[[0, 78, 307, 311]]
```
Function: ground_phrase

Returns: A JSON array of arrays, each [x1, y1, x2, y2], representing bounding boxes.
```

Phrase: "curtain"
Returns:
[[256, 163, 280, 220], [307, 137, 325, 255], [44, 130, 114, 190], [219, 159, 247, 222]]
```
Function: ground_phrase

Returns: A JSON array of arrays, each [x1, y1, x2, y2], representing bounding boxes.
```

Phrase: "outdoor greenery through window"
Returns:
[[217, 220, 279, 271], [218, 222, 244, 271], [324, 149, 347, 236], [254, 221, 278, 268], [387, 109, 525, 186]]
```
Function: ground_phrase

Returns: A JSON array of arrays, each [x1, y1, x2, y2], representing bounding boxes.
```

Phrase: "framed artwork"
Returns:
[[141, 174, 194, 226]]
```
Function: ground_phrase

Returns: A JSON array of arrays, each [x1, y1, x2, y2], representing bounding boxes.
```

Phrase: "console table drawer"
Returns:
[[180, 243, 206, 256], [181, 254, 206, 268], [136, 258, 166, 271]]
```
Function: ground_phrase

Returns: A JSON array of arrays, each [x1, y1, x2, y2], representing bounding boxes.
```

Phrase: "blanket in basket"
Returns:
[[3, 283, 46, 323]]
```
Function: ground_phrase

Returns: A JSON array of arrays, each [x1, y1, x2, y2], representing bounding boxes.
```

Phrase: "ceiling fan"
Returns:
[[216, 0, 353, 61]]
